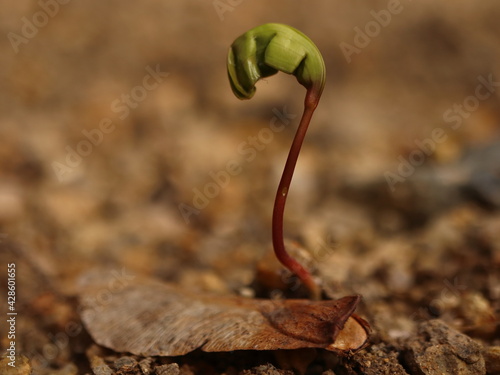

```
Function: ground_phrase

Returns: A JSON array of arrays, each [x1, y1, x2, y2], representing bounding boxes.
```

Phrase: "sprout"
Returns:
[[228, 23, 326, 299]]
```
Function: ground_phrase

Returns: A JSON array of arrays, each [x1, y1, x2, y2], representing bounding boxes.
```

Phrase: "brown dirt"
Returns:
[[0, 1, 499, 374]]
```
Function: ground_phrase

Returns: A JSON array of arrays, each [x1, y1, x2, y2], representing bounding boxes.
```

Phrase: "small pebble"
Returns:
[[89, 355, 113, 375], [139, 358, 153, 375], [0, 356, 32, 375], [404, 319, 485, 375], [113, 356, 138, 371], [483, 346, 500, 374], [156, 363, 180, 375]]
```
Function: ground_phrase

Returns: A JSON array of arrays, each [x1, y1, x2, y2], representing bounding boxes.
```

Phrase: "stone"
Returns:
[[483, 346, 500, 374], [0, 356, 32, 375], [156, 363, 180, 375], [403, 319, 485, 375]]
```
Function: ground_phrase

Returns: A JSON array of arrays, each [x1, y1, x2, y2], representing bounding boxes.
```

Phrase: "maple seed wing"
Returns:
[[80, 279, 215, 356], [79, 274, 368, 356]]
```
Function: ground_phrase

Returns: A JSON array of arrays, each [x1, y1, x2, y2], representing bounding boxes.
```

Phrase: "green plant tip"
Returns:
[[227, 23, 326, 100]]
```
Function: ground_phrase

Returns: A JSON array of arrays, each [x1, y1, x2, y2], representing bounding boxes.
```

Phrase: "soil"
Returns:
[[0, 1, 499, 374]]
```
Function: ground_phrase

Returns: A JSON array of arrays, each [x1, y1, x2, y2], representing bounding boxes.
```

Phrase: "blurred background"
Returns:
[[0, 0, 499, 373]]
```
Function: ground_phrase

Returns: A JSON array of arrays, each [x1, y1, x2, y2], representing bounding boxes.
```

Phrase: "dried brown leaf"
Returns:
[[79, 273, 369, 356]]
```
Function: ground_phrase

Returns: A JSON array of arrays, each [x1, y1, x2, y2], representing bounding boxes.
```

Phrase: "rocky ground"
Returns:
[[0, 1, 499, 374]]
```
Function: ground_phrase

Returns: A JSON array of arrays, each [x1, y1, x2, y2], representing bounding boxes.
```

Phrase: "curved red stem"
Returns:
[[272, 89, 322, 300]]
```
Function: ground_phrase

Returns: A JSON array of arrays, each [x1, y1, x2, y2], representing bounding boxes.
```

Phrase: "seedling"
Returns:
[[80, 26, 371, 355], [228, 23, 326, 299]]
